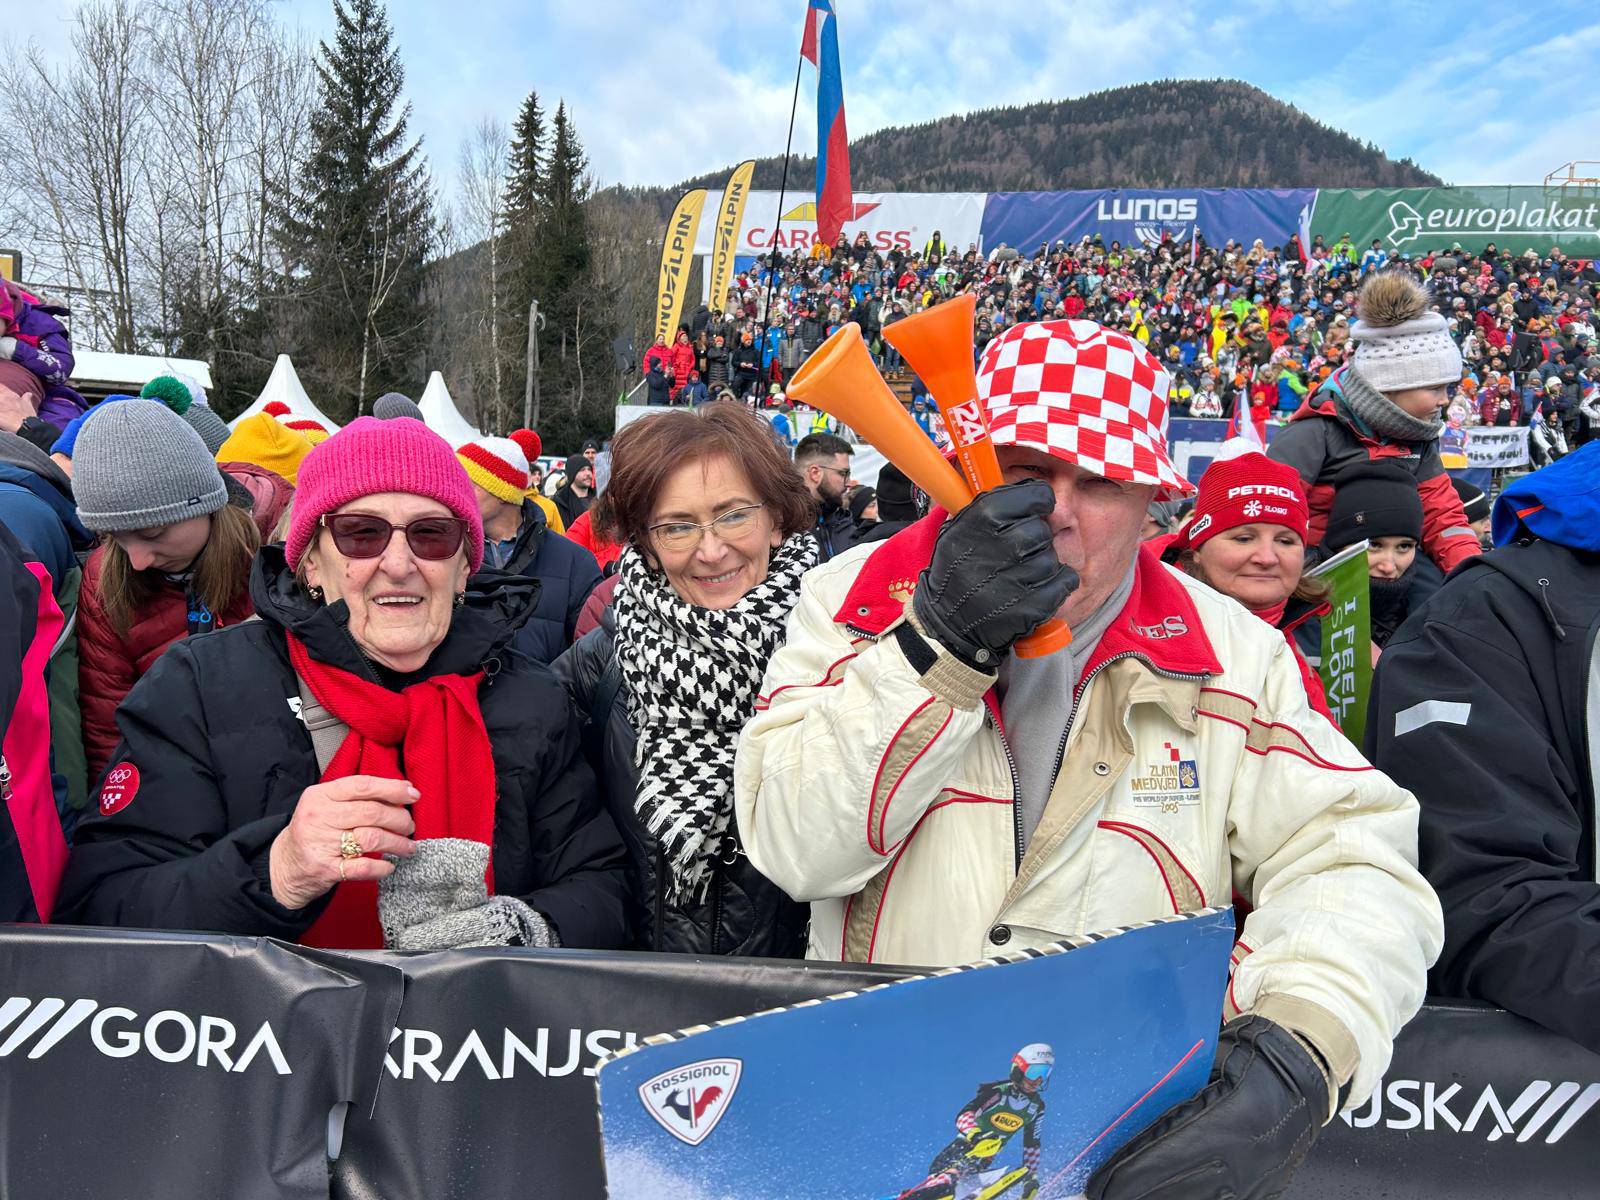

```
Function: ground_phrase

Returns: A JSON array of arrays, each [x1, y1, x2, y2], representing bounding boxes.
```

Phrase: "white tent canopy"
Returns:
[[228, 354, 341, 431], [417, 371, 482, 448]]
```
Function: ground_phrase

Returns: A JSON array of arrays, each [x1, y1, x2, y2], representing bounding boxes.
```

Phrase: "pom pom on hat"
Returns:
[[509, 428, 541, 464], [1349, 271, 1463, 394], [139, 374, 194, 415], [287, 417, 483, 571], [262, 401, 292, 418], [457, 436, 531, 506]]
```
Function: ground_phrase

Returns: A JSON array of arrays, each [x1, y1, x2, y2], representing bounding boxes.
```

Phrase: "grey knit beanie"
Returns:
[[1349, 272, 1463, 394], [182, 403, 231, 455], [73, 399, 229, 532], [373, 391, 424, 421]]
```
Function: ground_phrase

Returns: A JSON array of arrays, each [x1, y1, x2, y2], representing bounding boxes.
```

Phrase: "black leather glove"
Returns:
[[1086, 1016, 1331, 1200], [910, 481, 1078, 671]]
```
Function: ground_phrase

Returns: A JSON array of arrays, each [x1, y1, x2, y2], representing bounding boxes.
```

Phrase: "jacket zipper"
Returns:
[[708, 865, 724, 955], [652, 847, 667, 953], [987, 714, 1025, 870]]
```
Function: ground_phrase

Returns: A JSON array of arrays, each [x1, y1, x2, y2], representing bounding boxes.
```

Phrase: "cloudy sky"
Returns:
[[16, 0, 1600, 190]]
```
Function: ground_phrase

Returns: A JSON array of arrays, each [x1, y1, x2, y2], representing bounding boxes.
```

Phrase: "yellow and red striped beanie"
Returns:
[[457, 436, 530, 506]]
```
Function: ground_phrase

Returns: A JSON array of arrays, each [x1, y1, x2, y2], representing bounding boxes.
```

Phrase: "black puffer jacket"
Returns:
[[56, 546, 631, 948], [553, 608, 808, 958], [1367, 535, 1600, 1054]]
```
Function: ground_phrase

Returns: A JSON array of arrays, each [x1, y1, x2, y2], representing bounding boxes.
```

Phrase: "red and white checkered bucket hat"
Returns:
[[977, 319, 1195, 498]]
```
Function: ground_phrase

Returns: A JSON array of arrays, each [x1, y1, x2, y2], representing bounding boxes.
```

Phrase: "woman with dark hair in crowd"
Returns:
[[72, 400, 275, 780], [59, 416, 629, 951], [554, 401, 817, 956], [1164, 449, 1334, 718]]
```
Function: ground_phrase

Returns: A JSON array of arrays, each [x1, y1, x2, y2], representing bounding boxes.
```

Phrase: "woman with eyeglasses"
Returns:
[[59, 417, 630, 953], [553, 402, 818, 956]]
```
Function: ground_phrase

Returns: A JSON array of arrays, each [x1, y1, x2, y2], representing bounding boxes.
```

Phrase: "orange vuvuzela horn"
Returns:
[[786, 323, 973, 514], [883, 295, 1072, 658]]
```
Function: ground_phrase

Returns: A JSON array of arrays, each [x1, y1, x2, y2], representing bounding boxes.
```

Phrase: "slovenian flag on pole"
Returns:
[[801, 0, 853, 248]]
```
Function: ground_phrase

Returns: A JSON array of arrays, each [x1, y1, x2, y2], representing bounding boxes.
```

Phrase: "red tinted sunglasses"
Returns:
[[319, 513, 470, 561]]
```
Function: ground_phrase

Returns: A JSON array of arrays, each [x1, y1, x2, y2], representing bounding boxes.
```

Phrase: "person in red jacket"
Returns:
[[669, 328, 696, 398], [71, 401, 273, 781], [1268, 271, 1480, 575]]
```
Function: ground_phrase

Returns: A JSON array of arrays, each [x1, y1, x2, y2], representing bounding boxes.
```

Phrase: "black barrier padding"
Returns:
[[1295, 999, 1600, 1199], [0, 924, 404, 1200]]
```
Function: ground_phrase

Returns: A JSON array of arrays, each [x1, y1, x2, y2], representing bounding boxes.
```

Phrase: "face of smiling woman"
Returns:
[[303, 492, 471, 673], [646, 454, 781, 610]]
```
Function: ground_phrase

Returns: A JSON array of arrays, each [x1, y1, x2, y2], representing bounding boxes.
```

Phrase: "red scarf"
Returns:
[[288, 634, 497, 949]]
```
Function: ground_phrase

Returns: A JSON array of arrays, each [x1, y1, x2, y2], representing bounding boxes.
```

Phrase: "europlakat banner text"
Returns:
[[1311, 186, 1600, 256]]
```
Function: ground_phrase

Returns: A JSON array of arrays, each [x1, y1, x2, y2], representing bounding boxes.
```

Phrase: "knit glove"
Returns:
[[1086, 1016, 1331, 1200], [378, 838, 559, 951], [911, 480, 1078, 671]]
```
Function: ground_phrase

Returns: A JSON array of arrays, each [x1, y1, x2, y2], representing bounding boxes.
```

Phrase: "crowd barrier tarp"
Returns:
[[2, 926, 1598, 1199], [980, 189, 1316, 255], [329, 945, 912, 1199], [0, 925, 404, 1200], [696, 190, 988, 258], [1167, 416, 1280, 483], [597, 910, 1233, 1200], [1311, 186, 1600, 256]]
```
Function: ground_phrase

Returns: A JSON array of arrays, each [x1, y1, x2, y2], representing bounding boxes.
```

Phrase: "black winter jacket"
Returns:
[[552, 609, 808, 958], [56, 547, 631, 948], [488, 500, 601, 663], [1366, 537, 1600, 1053]]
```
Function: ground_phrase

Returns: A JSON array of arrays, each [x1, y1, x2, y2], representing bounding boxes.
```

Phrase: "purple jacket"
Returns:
[[1, 283, 87, 429]]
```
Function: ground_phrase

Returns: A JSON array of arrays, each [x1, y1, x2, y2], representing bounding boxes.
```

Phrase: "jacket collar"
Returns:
[[834, 511, 1222, 679]]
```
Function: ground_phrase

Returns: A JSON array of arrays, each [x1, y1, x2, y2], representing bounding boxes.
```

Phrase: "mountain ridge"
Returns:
[[615, 79, 1440, 204]]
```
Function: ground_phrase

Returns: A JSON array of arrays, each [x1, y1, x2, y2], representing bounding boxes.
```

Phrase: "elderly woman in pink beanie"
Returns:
[[57, 417, 630, 952]]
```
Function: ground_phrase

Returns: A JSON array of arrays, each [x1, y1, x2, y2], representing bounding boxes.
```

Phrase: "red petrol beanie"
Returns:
[[1176, 452, 1309, 551]]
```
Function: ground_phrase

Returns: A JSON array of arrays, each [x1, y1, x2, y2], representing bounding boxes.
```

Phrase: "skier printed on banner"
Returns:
[[895, 1044, 1051, 1200]]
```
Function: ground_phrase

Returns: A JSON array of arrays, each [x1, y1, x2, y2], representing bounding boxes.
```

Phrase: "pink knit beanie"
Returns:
[[286, 416, 484, 571]]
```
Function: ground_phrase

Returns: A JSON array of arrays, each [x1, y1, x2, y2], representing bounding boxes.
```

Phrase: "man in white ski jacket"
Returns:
[[735, 319, 1442, 1200]]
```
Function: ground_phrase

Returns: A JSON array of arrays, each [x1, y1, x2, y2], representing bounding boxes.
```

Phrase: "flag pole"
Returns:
[[758, 44, 806, 393]]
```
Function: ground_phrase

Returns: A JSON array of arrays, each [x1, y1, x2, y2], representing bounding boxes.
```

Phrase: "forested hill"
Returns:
[[654, 79, 1440, 197]]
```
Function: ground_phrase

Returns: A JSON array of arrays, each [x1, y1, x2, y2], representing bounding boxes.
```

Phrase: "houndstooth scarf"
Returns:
[[613, 533, 818, 905]]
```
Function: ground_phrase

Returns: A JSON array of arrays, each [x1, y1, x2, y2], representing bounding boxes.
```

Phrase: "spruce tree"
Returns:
[[528, 102, 602, 449], [276, 0, 433, 420], [502, 90, 545, 410]]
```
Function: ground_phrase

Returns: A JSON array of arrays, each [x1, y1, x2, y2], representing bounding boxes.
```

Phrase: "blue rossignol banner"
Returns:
[[598, 910, 1234, 1200], [980, 189, 1317, 253]]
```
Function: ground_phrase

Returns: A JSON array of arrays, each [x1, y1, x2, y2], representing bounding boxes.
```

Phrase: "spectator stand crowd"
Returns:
[[639, 228, 1599, 476]]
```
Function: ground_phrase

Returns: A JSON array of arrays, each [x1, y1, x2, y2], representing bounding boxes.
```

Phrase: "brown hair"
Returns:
[[1176, 547, 1331, 606], [98, 504, 261, 635], [593, 402, 814, 549]]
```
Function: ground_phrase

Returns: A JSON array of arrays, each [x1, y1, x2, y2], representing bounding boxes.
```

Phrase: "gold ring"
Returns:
[[339, 830, 362, 859]]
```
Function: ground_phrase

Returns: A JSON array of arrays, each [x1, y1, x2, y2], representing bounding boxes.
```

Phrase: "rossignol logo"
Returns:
[[384, 1024, 639, 1082], [0, 996, 291, 1074], [638, 1057, 742, 1146], [1342, 1077, 1600, 1144]]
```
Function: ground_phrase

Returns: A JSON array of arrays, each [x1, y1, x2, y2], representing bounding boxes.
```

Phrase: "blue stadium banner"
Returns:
[[980, 189, 1316, 253]]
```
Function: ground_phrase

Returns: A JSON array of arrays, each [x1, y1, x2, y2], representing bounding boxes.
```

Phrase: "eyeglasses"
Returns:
[[648, 504, 765, 553], [320, 513, 470, 561], [815, 465, 851, 479]]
